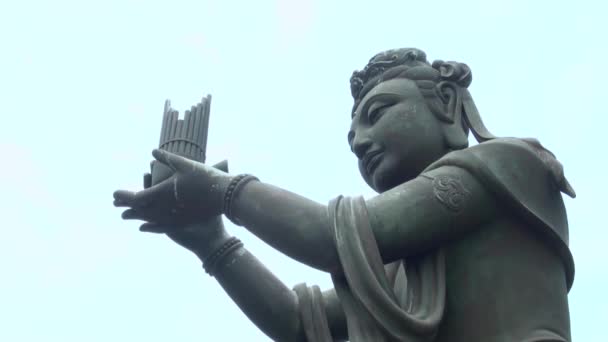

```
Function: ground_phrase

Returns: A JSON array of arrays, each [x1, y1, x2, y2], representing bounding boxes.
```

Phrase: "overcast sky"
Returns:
[[1, 0, 606, 341]]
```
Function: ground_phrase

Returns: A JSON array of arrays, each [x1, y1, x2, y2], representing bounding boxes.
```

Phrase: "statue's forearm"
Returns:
[[201, 235, 347, 342], [229, 165, 499, 269], [231, 181, 340, 272], [206, 240, 305, 342]]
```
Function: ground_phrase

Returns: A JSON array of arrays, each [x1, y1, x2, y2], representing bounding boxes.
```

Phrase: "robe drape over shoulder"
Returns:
[[329, 196, 446, 342], [423, 138, 574, 290], [294, 138, 574, 342]]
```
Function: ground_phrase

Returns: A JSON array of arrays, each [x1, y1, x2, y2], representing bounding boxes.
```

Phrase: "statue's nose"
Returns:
[[352, 133, 373, 160]]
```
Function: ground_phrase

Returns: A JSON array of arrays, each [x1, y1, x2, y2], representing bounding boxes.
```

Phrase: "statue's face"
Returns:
[[349, 78, 447, 192]]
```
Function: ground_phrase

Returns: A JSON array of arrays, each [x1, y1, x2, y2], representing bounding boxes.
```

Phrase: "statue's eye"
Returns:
[[368, 102, 393, 124]]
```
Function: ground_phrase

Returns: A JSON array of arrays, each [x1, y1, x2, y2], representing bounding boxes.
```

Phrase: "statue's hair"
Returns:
[[350, 48, 471, 124]]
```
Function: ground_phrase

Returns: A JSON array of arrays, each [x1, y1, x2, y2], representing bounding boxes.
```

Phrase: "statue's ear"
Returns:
[[435, 82, 469, 149], [434, 81, 459, 123]]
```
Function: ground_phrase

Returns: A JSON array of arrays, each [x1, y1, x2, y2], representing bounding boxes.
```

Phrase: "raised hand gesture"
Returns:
[[113, 149, 231, 232]]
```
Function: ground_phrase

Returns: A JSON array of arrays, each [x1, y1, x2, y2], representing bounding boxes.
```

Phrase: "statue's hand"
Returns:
[[165, 216, 229, 258], [114, 149, 231, 230]]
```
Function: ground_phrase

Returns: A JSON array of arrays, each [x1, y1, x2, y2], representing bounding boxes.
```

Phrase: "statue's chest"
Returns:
[[435, 218, 570, 341]]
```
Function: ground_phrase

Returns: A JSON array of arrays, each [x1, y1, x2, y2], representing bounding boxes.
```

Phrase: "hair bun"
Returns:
[[351, 48, 430, 99], [432, 60, 472, 88]]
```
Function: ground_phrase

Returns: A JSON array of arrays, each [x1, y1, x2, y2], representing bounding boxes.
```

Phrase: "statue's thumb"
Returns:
[[139, 222, 169, 234], [152, 149, 190, 171]]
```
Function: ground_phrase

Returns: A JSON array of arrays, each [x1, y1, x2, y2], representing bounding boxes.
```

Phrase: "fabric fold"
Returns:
[[329, 195, 446, 342], [294, 283, 334, 342]]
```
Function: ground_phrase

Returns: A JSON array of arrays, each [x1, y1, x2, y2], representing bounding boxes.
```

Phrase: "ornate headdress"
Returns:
[[350, 48, 430, 101]]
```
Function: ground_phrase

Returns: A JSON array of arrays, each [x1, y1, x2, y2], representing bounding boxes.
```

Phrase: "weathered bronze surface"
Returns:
[[114, 48, 575, 341]]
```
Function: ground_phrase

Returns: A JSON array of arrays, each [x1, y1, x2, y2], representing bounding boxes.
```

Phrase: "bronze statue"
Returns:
[[114, 48, 575, 341]]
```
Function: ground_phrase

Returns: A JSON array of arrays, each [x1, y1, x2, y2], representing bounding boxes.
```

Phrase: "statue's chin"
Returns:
[[372, 176, 397, 193], [361, 157, 418, 193], [371, 164, 418, 193], [369, 168, 394, 193]]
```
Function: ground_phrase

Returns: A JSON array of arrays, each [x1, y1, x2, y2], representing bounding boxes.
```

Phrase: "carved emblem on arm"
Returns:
[[432, 175, 471, 212]]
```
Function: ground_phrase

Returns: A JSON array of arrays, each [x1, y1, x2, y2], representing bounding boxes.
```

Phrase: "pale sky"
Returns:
[[1, 0, 606, 341]]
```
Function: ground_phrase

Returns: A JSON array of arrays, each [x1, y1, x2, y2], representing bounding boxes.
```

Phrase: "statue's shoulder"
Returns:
[[450, 137, 574, 198], [425, 137, 575, 290], [428, 138, 572, 204]]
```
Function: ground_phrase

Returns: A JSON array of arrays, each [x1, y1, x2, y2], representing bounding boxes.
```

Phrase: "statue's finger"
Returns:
[[139, 222, 169, 233], [113, 199, 131, 207], [152, 149, 193, 172], [116, 181, 170, 209], [131, 178, 173, 207], [143, 173, 152, 189], [113, 190, 136, 204], [151, 149, 172, 169], [121, 208, 145, 220]]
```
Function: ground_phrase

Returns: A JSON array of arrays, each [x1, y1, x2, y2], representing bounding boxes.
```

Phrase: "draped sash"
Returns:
[[328, 195, 446, 342]]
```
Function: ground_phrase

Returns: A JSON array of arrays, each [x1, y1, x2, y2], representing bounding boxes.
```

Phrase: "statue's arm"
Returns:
[[231, 182, 340, 272], [230, 165, 498, 269], [365, 165, 499, 260], [193, 222, 347, 341]]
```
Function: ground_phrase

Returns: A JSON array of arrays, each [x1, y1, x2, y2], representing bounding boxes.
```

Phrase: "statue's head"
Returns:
[[349, 48, 492, 192]]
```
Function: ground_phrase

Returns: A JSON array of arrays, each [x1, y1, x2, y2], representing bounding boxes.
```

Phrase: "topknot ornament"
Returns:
[[431, 60, 472, 88], [350, 48, 430, 99]]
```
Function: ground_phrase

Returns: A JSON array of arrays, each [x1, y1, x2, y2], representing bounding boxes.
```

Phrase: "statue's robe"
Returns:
[[296, 138, 574, 342]]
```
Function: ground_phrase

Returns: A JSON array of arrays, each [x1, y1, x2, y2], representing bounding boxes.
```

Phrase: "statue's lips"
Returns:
[[363, 151, 384, 175]]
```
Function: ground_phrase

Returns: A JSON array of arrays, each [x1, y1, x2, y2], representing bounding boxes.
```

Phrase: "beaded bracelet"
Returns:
[[202, 236, 244, 276], [223, 174, 259, 226]]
